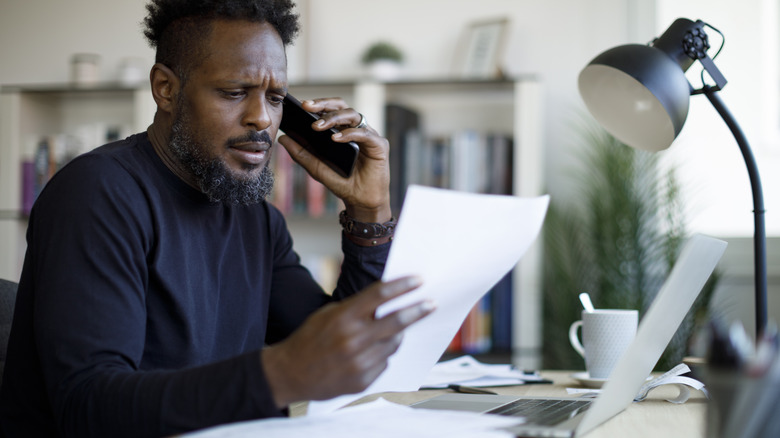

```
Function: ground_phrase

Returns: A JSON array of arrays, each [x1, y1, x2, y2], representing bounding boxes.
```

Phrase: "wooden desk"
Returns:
[[292, 371, 707, 437]]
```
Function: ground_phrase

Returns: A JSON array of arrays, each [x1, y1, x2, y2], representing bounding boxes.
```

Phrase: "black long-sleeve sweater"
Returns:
[[0, 132, 388, 437]]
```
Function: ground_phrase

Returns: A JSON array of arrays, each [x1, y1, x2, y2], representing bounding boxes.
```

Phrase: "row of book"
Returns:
[[21, 126, 127, 216], [268, 103, 514, 221], [446, 272, 513, 355], [385, 104, 514, 214], [268, 144, 343, 217], [385, 104, 516, 355]]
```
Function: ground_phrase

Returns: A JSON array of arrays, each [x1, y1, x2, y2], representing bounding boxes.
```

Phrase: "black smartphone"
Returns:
[[279, 93, 359, 178]]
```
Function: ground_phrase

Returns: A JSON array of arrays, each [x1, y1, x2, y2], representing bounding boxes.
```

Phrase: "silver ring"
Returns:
[[355, 113, 368, 129]]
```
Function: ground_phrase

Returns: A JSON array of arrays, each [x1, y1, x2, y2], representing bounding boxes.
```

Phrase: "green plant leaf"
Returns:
[[361, 41, 404, 64]]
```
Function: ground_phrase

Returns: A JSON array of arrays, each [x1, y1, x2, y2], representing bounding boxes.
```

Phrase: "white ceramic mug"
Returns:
[[568, 309, 638, 379]]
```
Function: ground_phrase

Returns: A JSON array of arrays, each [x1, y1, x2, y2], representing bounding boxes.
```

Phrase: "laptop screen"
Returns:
[[576, 234, 726, 435]]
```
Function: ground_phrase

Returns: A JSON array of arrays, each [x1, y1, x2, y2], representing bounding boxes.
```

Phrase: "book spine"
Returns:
[[21, 160, 35, 216], [306, 175, 326, 218], [270, 146, 294, 214], [490, 272, 513, 351]]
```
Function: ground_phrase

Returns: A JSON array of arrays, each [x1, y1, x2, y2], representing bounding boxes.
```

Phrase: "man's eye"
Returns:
[[269, 95, 284, 104], [222, 90, 245, 98]]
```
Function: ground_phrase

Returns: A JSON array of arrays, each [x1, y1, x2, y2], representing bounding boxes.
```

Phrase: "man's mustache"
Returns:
[[226, 131, 273, 147]]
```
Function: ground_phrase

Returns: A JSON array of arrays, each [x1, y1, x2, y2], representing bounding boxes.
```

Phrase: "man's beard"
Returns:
[[168, 100, 275, 206]]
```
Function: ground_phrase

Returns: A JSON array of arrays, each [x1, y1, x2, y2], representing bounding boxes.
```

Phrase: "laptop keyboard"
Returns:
[[487, 399, 591, 426]]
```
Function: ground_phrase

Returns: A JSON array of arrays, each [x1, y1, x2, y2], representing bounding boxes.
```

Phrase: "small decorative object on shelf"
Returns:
[[117, 57, 147, 87], [454, 18, 509, 79], [361, 41, 404, 81], [70, 53, 101, 87]]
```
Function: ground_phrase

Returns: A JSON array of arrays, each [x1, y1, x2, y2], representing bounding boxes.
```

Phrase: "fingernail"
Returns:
[[332, 132, 342, 139], [405, 276, 423, 289], [420, 299, 437, 312], [303, 100, 314, 105], [314, 119, 325, 127]]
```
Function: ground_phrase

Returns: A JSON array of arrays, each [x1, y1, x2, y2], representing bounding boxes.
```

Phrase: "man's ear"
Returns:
[[150, 63, 180, 114]]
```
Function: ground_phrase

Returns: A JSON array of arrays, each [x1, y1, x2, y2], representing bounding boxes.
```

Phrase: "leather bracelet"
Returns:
[[339, 210, 396, 245], [342, 231, 394, 246]]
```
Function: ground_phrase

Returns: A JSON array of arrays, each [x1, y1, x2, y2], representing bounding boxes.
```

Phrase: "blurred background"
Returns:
[[0, 0, 777, 369]]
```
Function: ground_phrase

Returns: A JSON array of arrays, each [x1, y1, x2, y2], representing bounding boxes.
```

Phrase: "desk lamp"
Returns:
[[577, 18, 767, 336]]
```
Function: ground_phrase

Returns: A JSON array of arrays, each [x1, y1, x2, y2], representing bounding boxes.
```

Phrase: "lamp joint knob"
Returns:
[[683, 28, 710, 60]]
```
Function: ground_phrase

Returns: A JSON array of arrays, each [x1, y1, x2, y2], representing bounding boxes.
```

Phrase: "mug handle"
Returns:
[[569, 320, 585, 357]]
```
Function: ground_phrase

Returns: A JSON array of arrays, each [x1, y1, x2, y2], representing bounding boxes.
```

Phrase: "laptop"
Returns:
[[412, 234, 727, 437]]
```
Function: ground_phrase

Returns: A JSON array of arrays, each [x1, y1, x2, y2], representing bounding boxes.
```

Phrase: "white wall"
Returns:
[[0, 0, 637, 204], [1, 0, 776, 235], [1, 0, 778, 333], [656, 0, 780, 238], [300, 0, 636, 202], [0, 0, 154, 85]]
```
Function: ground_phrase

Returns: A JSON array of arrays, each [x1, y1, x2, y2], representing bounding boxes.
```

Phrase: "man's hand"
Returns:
[[277, 97, 392, 223], [260, 276, 434, 408]]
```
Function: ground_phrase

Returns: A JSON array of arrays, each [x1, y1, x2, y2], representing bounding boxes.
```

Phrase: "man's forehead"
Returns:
[[205, 19, 284, 53], [196, 19, 287, 79]]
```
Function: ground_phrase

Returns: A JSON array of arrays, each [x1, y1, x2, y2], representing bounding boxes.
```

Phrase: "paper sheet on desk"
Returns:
[[308, 185, 549, 415], [183, 398, 519, 438], [421, 355, 547, 388]]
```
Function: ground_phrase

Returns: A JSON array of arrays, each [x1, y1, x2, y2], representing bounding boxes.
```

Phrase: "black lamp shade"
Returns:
[[578, 44, 691, 152]]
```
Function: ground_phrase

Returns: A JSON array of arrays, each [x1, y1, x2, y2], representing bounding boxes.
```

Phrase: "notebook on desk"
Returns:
[[412, 234, 726, 438]]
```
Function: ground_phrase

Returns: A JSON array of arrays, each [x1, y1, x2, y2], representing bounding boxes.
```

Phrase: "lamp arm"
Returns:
[[703, 86, 768, 336]]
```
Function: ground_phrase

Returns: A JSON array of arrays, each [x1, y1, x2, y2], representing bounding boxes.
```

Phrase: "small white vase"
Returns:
[[367, 59, 402, 81]]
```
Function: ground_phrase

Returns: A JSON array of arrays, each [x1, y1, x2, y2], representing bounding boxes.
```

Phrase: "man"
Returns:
[[0, 1, 433, 436]]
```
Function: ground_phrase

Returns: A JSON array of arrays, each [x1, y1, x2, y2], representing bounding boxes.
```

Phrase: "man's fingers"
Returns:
[[300, 97, 348, 114], [344, 302, 435, 393], [277, 135, 330, 179], [375, 299, 436, 335], [347, 276, 423, 315]]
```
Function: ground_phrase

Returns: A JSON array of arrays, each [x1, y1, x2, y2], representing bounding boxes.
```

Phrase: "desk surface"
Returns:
[[291, 371, 707, 437]]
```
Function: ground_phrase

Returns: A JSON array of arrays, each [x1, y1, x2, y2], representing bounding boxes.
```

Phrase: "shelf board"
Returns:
[[1, 75, 540, 95], [1, 82, 145, 94], [290, 75, 538, 88], [0, 210, 25, 221]]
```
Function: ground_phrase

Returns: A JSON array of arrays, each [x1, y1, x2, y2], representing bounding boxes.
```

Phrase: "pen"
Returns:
[[448, 384, 498, 395], [520, 379, 554, 385]]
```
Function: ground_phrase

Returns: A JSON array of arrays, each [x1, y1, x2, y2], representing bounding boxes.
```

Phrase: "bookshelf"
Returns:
[[0, 83, 156, 282], [0, 77, 545, 367]]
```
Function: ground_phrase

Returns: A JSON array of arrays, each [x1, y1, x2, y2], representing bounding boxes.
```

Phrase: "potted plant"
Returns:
[[361, 41, 404, 81], [541, 119, 719, 371]]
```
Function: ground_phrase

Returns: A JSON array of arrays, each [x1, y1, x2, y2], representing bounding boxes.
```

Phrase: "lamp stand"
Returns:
[[702, 85, 768, 336]]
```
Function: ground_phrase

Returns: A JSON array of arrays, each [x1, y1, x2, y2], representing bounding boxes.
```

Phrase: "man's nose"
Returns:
[[242, 95, 273, 131]]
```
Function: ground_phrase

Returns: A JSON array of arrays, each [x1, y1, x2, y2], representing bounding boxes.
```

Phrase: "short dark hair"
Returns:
[[142, 0, 299, 82]]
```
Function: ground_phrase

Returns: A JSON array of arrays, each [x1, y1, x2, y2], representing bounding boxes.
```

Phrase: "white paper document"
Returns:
[[183, 398, 520, 438], [308, 185, 550, 415], [421, 355, 547, 388], [565, 363, 707, 404]]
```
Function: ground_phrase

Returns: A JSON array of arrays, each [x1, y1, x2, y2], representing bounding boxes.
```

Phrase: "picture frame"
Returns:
[[454, 18, 509, 79]]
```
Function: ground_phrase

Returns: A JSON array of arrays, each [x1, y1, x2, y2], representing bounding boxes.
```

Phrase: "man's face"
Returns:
[[169, 20, 288, 205]]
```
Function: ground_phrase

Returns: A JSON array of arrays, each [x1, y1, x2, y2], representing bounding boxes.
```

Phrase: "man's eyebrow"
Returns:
[[270, 85, 288, 95], [217, 80, 287, 94]]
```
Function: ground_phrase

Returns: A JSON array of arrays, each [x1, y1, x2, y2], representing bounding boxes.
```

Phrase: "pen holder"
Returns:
[[702, 366, 780, 438], [701, 367, 741, 438]]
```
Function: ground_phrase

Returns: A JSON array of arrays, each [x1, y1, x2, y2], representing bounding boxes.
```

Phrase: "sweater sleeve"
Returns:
[[10, 143, 390, 437], [333, 236, 391, 300], [263, 208, 391, 344], [27, 154, 283, 437]]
